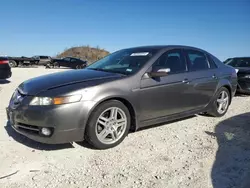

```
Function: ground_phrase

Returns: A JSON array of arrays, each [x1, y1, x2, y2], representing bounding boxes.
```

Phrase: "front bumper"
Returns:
[[237, 78, 250, 94], [6, 100, 95, 144], [0, 69, 12, 79]]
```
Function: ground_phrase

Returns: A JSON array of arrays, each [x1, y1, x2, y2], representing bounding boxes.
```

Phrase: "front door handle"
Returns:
[[182, 78, 189, 84], [212, 75, 218, 79]]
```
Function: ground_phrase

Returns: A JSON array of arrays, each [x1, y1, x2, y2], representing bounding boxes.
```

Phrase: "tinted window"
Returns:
[[207, 55, 217, 69], [87, 49, 158, 75], [186, 50, 209, 71], [40, 56, 49, 59], [63, 57, 71, 62], [223, 58, 232, 64], [152, 50, 186, 74], [226, 58, 250, 67]]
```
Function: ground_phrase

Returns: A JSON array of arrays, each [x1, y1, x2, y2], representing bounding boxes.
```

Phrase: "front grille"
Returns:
[[15, 123, 40, 135], [238, 72, 250, 78]]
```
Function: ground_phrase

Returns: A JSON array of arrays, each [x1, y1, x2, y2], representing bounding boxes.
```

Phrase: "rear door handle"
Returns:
[[182, 78, 189, 84]]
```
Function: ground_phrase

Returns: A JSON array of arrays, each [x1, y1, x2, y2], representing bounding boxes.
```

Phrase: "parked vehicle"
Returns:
[[225, 57, 250, 94], [8, 56, 38, 67], [33, 56, 52, 66], [223, 58, 232, 64], [50, 57, 87, 69], [0, 57, 12, 79], [6, 45, 237, 149]]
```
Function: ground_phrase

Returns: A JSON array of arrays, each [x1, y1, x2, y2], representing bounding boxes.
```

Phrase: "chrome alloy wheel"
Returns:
[[216, 90, 229, 114], [95, 107, 127, 144]]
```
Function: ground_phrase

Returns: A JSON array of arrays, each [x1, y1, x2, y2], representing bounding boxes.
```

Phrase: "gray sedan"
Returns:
[[6, 45, 237, 149]]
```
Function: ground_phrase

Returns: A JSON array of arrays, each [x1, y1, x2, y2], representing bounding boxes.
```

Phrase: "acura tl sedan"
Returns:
[[6, 46, 237, 149]]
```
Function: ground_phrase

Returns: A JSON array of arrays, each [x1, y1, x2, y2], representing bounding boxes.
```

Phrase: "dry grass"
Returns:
[[57, 46, 110, 64]]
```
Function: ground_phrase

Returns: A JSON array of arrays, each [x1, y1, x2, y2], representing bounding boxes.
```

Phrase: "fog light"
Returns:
[[41, 128, 52, 136]]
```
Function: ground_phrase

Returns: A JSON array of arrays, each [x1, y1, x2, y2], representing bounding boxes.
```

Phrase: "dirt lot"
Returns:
[[0, 67, 250, 188]]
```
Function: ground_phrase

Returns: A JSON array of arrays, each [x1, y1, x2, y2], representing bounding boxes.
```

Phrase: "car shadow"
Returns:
[[0, 79, 11, 84], [206, 112, 250, 188], [235, 93, 250, 97], [4, 121, 74, 151], [75, 141, 99, 150]]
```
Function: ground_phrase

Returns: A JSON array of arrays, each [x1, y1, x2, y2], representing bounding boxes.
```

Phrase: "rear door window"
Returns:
[[71, 58, 77, 62], [185, 50, 210, 71], [63, 57, 71, 62]]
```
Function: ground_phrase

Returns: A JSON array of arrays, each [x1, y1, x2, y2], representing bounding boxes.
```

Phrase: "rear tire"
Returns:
[[54, 62, 59, 68], [207, 87, 230, 117], [85, 100, 131, 149], [76, 65, 81, 69], [9, 60, 17, 67]]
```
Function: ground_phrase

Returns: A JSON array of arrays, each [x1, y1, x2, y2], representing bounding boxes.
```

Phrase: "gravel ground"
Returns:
[[0, 67, 250, 188]]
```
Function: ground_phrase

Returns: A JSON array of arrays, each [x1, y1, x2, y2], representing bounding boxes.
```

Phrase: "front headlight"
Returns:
[[29, 95, 82, 106], [244, 75, 250, 79]]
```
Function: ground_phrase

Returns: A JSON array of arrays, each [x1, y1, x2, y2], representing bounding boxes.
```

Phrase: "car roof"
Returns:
[[125, 45, 208, 53], [37, 55, 50, 57], [231, 57, 250, 59]]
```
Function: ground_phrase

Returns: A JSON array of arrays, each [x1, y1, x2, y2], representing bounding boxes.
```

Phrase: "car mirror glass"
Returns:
[[149, 68, 171, 77]]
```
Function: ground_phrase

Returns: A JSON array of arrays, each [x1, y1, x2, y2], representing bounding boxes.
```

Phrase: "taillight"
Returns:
[[0, 60, 9, 64]]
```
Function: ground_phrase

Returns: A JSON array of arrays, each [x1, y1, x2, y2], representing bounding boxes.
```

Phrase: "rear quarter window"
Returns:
[[207, 54, 218, 69], [210, 55, 224, 68]]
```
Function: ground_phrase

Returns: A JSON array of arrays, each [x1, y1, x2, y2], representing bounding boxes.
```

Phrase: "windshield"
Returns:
[[87, 48, 158, 75], [223, 58, 232, 64], [226, 58, 250, 67]]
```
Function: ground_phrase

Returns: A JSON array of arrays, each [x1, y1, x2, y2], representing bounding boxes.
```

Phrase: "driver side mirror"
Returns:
[[148, 68, 171, 78]]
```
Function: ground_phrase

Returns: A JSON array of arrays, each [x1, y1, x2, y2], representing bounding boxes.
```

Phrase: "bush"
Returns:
[[57, 46, 110, 64]]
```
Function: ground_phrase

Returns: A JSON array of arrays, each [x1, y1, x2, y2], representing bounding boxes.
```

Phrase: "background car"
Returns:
[[51, 57, 87, 69], [223, 58, 232, 64], [33, 56, 52, 66], [8, 56, 39, 67], [225, 57, 250, 94], [0, 57, 12, 79], [7, 46, 237, 149]]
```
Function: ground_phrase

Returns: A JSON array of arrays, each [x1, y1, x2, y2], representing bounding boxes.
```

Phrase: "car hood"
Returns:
[[18, 69, 123, 95], [234, 67, 250, 74]]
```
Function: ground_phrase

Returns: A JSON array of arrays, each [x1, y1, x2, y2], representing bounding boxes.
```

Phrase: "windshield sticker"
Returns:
[[126, 68, 132, 72], [130, 52, 149, 56], [235, 68, 239, 73]]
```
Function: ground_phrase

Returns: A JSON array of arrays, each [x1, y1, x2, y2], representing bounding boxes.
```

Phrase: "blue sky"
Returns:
[[0, 0, 249, 60]]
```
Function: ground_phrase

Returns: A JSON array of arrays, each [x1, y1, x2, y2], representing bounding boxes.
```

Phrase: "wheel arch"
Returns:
[[216, 79, 233, 104], [223, 85, 232, 104], [85, 97, 138, 133]]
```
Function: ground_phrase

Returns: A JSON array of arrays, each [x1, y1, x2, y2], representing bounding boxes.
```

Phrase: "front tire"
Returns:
[[85, 100, 131, 149], [208, 87, 230, 117]]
